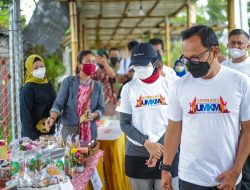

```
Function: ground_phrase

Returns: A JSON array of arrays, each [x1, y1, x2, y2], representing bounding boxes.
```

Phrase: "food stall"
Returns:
[[0, 125, 105, 190]]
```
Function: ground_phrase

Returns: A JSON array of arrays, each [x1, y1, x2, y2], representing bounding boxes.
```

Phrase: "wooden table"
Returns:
[[97, 120, 131, 190]]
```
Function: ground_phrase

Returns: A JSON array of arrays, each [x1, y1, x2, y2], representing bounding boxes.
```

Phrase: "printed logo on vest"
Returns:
[[136, 95, 167, 107], [189, 96, 230, 114]]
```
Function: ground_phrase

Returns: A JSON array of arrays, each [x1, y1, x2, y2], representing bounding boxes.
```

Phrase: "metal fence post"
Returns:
[[9, 5, 17, 140], [13, 0, 22, 138]]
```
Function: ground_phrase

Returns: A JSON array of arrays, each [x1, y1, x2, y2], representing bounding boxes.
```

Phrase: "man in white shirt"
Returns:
[[149, 38, 177, 77], [117, 40, 139, 83], [161, 25, 250, 190], [222, 29, 250, 77], [222, 29, 250, 190]]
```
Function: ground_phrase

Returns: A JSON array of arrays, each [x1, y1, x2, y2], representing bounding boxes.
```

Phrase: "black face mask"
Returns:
[[187, 61, 210, 78], [110, 57, 119, 66]]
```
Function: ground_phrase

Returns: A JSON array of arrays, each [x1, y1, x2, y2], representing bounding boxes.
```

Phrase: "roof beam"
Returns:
[[87, 26, 164, 30], [86, 15, 164, 20], [95, 0, 103, 48], [118, 0, 160, 46], [110, 0, 130, 41]]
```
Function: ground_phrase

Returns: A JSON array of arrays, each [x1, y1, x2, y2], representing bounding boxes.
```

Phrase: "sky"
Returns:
[[20, 0, 38, 24]]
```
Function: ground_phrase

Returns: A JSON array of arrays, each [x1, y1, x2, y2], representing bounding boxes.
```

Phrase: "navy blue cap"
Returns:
[[129, 43, 158, 67]]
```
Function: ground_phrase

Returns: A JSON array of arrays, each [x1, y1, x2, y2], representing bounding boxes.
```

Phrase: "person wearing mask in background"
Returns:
[[222, 29, 250, 76], [20, 54, 56, 140], [137, 52, 179, 82], [117, 40, 139, 85], [92, 49, 117, 117], [116, 40, 139, 99], [116, 43, 179, 190], [109, 48, 121, 72], [222, 29, 250, 190], [173, 59, 186, 77], [149, 38, 176, 77], [161, 25, 250, 190], [45, 50, 104, 142]]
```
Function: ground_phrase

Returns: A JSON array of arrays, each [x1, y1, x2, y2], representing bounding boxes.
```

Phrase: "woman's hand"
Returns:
[[45, 117, 55, 132], [144, 140, 164, 159], [146, 154, 158, 168]]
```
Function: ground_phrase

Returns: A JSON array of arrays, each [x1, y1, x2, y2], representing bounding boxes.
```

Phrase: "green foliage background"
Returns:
[[167, 0, 228, 67]]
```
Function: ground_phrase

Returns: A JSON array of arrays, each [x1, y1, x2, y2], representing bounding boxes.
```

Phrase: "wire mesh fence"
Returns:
[[0, 30, 13, 142], [0, 1, 24, 142]]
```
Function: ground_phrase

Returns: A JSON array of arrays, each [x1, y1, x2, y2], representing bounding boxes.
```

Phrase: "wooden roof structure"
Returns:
[[61, 0, 197, 49], [59, 0, 199, 72], [60, 0, 236, 74]]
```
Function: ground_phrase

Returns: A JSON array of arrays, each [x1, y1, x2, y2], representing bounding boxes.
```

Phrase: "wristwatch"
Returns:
[[159, 161, 172, 171]]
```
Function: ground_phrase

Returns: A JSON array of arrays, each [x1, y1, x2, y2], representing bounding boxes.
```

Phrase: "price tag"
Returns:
[[59, 180, 74, 190], [90, 168, 103, 190]]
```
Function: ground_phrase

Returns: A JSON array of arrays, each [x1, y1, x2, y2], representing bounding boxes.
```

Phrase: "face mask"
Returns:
[[133, 66, 154, 80], [228, 48, 246, 58], [110, 57, 119, 66], [81, 64, 96, 75], [32, 67, 46, 79], [187, 61, 210, 78], [175, 66, 185, 73]]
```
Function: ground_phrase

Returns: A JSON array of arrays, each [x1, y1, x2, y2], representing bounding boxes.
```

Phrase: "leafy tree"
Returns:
[[45, 53, 66, 90], [0, 0, 11, 28], [169, 0, 228, 65], [0, 0, 26, 29]]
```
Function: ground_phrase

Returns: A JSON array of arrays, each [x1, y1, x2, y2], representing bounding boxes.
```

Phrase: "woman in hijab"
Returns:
[[20, 54, 56, 140], [173, 59, 186, 77]]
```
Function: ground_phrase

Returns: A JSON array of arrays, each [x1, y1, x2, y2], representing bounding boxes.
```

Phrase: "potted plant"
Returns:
[[70, 148, 87, 173]]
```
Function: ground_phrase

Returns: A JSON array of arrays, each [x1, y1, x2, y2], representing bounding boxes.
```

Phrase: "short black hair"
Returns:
[[128, 40, 139, 51], [182, 25, 219, 48], [77, 50, 95, 63], [229, 29, 249, 40], [149, 38, 164, 50], [97, 49, 109, 59], [109, 47, 120, 52]]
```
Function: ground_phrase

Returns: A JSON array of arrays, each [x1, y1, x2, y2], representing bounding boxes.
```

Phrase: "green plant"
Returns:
[[70, 148, 88, 166], [0, 0, 26, 29], [44, 53, 66, 91]]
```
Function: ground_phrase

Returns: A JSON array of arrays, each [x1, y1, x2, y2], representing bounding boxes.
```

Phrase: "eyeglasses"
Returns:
[[179, 48, 212, 65], [82, 59, 96, 64]]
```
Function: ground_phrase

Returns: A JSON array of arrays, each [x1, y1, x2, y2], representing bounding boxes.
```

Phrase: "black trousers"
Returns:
[[180, 179, 241, 190], [241, 154, 250, 190]]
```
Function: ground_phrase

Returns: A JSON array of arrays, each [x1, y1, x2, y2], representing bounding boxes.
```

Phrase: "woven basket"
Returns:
[[88, 141, 100, 156]]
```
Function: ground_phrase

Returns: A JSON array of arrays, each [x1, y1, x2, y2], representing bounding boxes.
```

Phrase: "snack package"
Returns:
[[0, 140, 7, 160], [55, 124, 64, 148]]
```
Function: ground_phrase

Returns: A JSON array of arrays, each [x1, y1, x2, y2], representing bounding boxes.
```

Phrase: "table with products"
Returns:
[[71, 150, 105, 190], [0, 136, 105, 190], [97, 120, 131, 190]]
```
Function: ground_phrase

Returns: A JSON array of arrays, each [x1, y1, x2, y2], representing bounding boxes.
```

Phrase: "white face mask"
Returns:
[[175, 66, 185, 72], [228, 48, 246, 59], [32, 67, 46, 79], [133, 66, 154, 80]]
